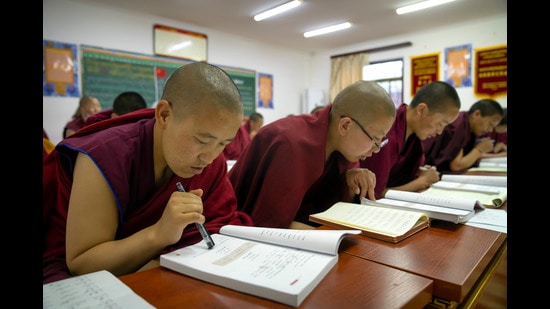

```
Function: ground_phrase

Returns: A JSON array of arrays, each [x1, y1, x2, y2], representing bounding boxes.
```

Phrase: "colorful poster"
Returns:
[[43, 40, 80, 97], [258, 73, 273, 109], [474, 45, 507, 98], [444, 44, 472, 88], [410, 53, 439, 96]]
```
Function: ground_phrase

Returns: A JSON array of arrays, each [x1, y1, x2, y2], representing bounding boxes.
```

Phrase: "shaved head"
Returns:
[[331, 80, 396, 123], [161, 62, 243, 119]]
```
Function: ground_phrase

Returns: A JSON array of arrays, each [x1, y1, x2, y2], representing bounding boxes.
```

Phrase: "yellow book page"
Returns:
[[310, 202, 427, 237]]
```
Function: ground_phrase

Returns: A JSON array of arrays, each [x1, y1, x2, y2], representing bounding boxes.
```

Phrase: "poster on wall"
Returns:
[[410, 52, 439, 96], [43, 40, 80, 97], [258, 73, 273, 109], [474, 44, 507, 98], [444, 44, 472, 88]]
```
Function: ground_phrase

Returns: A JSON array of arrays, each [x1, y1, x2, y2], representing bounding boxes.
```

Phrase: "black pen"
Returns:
[[176, 182, 215, 249]]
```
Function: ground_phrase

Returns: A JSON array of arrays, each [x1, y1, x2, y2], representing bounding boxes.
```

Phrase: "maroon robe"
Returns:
[[85, 108, 112, 125], [43, 129, 53, 160], [228, 105, 357, 228], [222, 121, 251, 160], [63, 116, 86, 138], [490, 130, 507, 145], [43, 108, 253, 283], [360, 104, 424, 199], [422, 111, 477, 172]]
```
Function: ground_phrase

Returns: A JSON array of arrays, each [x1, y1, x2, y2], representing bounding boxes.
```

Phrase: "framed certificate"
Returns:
[[153, 24, 207, 62]]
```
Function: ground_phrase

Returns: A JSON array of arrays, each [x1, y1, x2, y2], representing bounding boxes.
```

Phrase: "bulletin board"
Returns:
[[43, 40, 80, 97], [258, 72, 273, 109], [81, 45, 256, 113], [444, 44, 472, 88]]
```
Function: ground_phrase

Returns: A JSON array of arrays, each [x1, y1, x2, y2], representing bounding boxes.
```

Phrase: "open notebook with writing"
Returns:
[[160, 225, 360, 307]]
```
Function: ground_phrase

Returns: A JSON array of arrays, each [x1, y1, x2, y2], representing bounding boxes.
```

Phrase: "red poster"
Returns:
[[474, 45, 507, 98], [410, 53, 439, 96]]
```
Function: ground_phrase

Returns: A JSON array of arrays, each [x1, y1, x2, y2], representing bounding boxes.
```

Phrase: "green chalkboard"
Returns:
[[81, 46, 256, 115]]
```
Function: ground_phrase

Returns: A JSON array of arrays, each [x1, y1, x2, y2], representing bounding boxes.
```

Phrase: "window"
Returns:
[[363, 59, 403, 107]]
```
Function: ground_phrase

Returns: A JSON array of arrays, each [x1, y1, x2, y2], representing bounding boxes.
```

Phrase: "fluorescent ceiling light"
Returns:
[[254, 0, 302, 22], [304, 22, 351, 38], [396, 0, 457, 15]]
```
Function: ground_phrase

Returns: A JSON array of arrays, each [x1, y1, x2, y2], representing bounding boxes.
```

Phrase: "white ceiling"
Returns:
[[65, 0, 507, 53]]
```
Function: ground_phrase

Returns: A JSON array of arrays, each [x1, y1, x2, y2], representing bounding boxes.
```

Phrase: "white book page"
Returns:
[[479, 161, 507, 168], [368, 198, 472, 216], [385, 189, 480, 211], [467, 166, 507, 173], [43, 270, 154, 309], [465, 209, 507, 233], [479, 157, 507, 163], [220, 225, 360, 256], [441, 174, 507, 187], [431, 181, 504, 194], [161, 233, 338, 304]]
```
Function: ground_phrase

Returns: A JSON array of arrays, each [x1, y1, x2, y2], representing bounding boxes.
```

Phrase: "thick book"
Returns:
[[385, 189, 484, 211], [160, 225, 361, 307], [361, 196, 475, 224], [468, 158, 507, 173], [439, 174, 507, 188], [478, 156, 507, 168], [366, 187, 489, 224], [309, 202, 430, 243], [43, 270, 154, 308], [428, 174, 507, 207], [361, 187, 492, 223]]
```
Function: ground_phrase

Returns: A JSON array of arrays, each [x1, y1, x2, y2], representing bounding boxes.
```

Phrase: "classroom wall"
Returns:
[[44, 0, 309, 144], [44, 0, 506, 144], [308, 15, 507, 109]]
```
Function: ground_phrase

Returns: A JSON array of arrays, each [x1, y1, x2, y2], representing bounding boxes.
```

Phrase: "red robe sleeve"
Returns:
[[222, 123, 250, 160], [422, 112, 474, 172]]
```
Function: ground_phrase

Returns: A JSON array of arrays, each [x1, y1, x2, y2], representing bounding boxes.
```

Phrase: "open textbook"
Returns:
[[160, 225, 360, 307], [439, 174, 507, 187], [479, 156, 507, 168], [468, 157, 507, 172], [43, 270, 154, 308], [361, 188, 487, 224], [309, 202, 429, 243], [465, 208, 507, 233], [428, 174, 507, 207]]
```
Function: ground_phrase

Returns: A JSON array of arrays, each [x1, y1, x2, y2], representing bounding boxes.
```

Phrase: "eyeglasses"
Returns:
[[341, 115, 389, 151]]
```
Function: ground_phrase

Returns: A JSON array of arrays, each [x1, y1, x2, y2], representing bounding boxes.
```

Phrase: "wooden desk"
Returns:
[[120, 252, 434, 308], [334, 221, 506, 306]]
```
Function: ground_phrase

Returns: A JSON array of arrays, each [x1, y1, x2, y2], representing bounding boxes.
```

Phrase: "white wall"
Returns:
[[44, 0, 506, 144]]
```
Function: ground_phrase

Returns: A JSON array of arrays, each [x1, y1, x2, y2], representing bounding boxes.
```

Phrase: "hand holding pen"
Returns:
[[473, 138, 495, 154], [176, 182, 215, 249], [418, 165, 440, 183]]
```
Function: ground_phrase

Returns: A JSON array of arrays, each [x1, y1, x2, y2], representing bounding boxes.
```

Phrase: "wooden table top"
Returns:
[[334, 220, 506, 303], [120, 252, 434, 308], [119, 169, 507, 307]]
